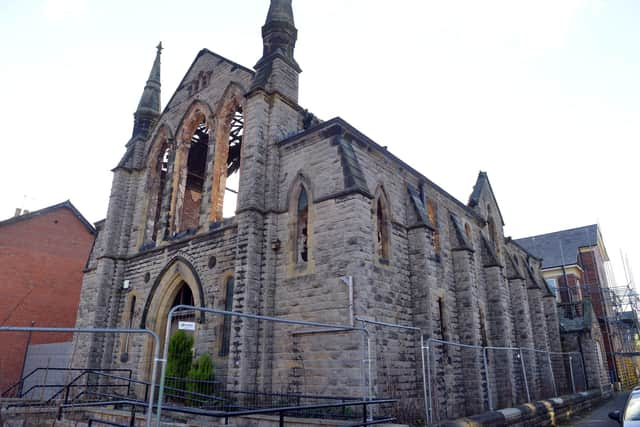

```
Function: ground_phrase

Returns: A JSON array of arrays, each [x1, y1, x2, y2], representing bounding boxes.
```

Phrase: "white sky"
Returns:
[[1, 0, 638, 288]]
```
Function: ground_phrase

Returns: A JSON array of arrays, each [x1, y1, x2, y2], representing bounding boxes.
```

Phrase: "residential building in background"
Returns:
[[0, 201, 95, 394]]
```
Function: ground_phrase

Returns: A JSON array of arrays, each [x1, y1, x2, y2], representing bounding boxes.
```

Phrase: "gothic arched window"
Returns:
[[152, 146, 171, 241], [297, 187, 309, 263], [375, 197, 390, 262], [179, 121, 209, 231]]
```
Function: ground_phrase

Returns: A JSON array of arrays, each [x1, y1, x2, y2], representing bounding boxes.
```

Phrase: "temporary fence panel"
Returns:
[[156, 305, 376, 426], [355, 318, 426, 426], [424, 338, 490, 424], [0, 326, 160, 427]]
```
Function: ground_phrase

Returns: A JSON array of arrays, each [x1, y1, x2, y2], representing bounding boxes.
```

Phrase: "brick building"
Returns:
[[516, 224, 639, 388], [73, 0, 608, 421], [0, 201, 95, 392]]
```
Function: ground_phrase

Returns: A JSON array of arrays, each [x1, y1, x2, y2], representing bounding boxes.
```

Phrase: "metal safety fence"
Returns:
[[0, 326, 160, 427], [154, 305, 377, 426], [422, 338, 586, 424]]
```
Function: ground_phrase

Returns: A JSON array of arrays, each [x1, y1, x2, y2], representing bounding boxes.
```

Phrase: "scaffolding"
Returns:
[[568, 258, 640, 387]]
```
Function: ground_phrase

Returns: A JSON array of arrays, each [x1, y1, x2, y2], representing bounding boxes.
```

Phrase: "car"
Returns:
[[610, 387, 640, 425]]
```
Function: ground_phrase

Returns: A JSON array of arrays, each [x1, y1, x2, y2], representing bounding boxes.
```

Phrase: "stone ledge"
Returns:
[[440, 388, 612, 426]]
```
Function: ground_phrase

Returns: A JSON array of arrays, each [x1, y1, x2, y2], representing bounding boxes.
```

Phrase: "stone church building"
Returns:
[[73, 0, 607, 421]]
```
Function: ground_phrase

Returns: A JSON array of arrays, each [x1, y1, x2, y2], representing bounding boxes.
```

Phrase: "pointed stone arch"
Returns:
[[141, 124, 175, 244], [144, 123, 175, 166], [207, 82, 247, 222], [170, 101, 216, 233], [286, 172, 315, 273], [137, 256, 206, 379], [140, 256, 206, 329]]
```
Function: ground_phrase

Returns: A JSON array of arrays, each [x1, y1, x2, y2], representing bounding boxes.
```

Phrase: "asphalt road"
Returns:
[[563, 392, 629, 426]]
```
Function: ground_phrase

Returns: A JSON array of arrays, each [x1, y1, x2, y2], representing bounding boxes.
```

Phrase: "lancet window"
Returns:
[[375, 198, 390, 261], [179, 121, 209, 231], [297, 187, 309, 263], [152, 146, 171, 241], [220, 276, 234, 357]]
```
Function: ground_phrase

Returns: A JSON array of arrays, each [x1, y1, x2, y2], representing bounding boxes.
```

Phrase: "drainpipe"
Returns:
[[340, 276, 354, 326]]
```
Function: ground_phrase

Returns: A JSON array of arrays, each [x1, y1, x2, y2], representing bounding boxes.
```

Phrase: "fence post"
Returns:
[[426, 340, 433, 424], [547, 352, 557, 397], [569, 355, 575, 393], [519, 349, 531, 403], [483, 347, 493, 411], [420, 335, 429, 425]]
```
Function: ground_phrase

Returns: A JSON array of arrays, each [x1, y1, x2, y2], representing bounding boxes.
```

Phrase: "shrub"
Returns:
[[165, 330, 193, 396], [187, 353, 215, 397]]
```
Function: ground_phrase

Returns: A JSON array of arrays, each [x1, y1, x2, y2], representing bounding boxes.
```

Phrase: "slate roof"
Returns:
[[514, 224, 599, 269], [0, 200, 96, 235]]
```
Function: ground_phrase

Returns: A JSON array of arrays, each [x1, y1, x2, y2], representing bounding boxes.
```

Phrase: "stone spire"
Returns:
[[251, 0, 300, 101], [133, 42, 162, 138]]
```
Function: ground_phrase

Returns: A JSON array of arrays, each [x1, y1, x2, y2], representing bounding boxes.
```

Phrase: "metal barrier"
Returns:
[[0, 326, 160, 427], [155, 305, 375, 427], [422, 337, 585, 424], [354, 317, 427, 427]]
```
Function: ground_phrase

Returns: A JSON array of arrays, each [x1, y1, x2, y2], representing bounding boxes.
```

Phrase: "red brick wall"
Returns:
[[579, 251, 605, 317], [0, 207, 94, 392], [558, 273, 583, 305]]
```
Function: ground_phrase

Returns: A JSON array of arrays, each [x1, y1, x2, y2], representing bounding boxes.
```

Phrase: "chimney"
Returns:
[[14, 208, 22, 217]]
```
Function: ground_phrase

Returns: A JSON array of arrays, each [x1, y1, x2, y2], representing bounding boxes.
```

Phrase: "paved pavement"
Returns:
[[563, 392, 628, 426]]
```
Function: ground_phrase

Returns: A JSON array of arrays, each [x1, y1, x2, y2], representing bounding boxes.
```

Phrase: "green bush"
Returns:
[[187, 353, 215, 397], [165, 330, 193, 396]]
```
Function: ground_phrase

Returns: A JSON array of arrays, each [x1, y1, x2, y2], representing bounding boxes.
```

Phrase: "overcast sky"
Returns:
[[1, 0, 638, 289]]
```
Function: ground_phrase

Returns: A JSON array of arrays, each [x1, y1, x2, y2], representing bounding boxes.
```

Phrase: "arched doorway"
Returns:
[[139, 258, 205, 380]]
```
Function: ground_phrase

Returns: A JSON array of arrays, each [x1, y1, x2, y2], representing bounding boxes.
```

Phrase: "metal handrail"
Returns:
[[0, 326, 160, 427], [57, 397, 396, 427], [1, 367, 131, 398]]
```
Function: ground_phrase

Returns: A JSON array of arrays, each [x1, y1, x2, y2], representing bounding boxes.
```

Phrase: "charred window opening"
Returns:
[[180, 122, 209, 231], [376, 199, 390, 261], [152, 146, 171, 241], [227, 106, 243, 177], [187, 122, 209, 189], [297, 187, 309, 263], [222, 106, 243, 218], [220, 277, 234, 357]]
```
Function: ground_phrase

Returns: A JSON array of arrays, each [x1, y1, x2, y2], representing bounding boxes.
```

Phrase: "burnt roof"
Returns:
[[514, 224, 599, 269]]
